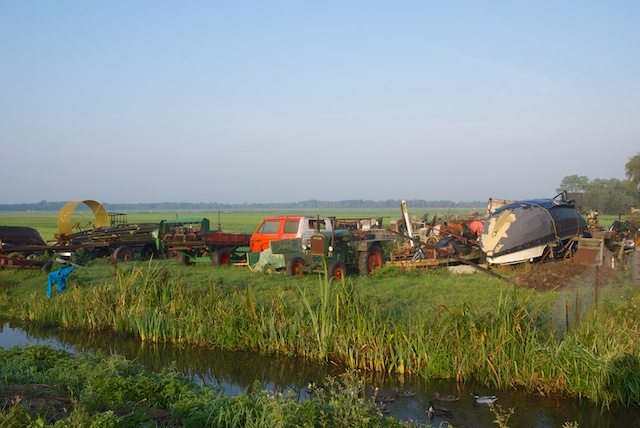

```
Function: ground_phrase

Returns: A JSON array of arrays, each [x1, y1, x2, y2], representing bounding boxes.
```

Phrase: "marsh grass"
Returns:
[[0, 345, 409, 427]]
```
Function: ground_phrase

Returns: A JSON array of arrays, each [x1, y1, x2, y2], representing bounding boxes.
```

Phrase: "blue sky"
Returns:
[[2, 1, 638, 204]]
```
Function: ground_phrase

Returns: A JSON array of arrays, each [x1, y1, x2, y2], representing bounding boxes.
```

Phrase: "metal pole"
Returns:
[[595, 265, 599, 311]]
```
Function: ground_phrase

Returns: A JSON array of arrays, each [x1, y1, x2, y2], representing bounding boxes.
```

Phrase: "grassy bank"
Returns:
[[0, 345, 409, 427], [2, 257, 639, 410]]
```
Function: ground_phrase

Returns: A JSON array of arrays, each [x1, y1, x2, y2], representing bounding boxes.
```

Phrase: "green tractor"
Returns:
[[249, 228, 385, 279]]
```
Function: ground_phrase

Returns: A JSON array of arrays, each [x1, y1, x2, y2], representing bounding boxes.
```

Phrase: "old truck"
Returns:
[[248, 219, 386, 278], [249, 216, 334, 252], [155, 218, 252, 266]]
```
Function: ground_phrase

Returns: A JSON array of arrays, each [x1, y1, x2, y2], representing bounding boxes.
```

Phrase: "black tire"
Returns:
[[211, 249, 231, 266], [177, 252, 194, 266], [41, 261, 53, 273], [358, 245, 384, 275], [328, 260, 346, 280], [285, 257, 305, 277], [113, 246, 135, 262], [140, 243, 157, 260], [6, 252, 24, 260]]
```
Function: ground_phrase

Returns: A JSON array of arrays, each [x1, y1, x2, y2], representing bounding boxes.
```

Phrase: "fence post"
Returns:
[[595, 265, 599, 311], [575, 291, 579, 325]]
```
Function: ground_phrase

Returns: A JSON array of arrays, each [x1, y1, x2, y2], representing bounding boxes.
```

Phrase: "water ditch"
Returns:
[[1, 320, 637, 427]]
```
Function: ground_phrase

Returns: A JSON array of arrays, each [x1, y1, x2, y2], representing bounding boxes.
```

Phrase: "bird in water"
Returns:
[[394, 387, 416, 397], [427, 400, 452, 420], [434, 391, 459, 402], [373, 387, 396, 403], [473, 391, 498, 404]]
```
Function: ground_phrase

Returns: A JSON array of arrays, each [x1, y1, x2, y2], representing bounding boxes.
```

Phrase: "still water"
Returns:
[[1, 320, 638, 427]]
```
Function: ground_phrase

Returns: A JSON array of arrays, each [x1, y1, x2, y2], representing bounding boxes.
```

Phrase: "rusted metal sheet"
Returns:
[[574, 249, 599, 265]]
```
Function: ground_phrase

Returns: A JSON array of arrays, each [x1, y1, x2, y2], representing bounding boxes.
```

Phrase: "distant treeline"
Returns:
[[0, 199, 485, 212]]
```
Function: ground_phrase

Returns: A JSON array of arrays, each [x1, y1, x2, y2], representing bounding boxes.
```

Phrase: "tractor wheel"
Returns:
[[328, 260, 346, 280], [286, 257, 305, 277], [140, 243, 157, 260], [113, 246, 135, 262], [6, 252, 24, 260], [211, 249, 231, 266], [176, 252, 194, 266], [41, 261, 53, 273], [358, 245, 384, 275]]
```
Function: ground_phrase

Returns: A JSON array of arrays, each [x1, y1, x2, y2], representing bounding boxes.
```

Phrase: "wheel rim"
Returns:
[[368, 252, 382, 272], [220, 253, 230, 265], [293, 261, 303, 276], [334, 266, 344, 280]]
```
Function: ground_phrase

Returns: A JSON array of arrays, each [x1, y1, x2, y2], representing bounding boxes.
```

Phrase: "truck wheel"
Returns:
[[176, 252, 194, 266], [328, 260, 346, 280], [114, 246, 135, 262], [358, 245, 384, 275], [286, 257, 305, 276], [211, 249, 230, 266], [141, 243, 157, 260]]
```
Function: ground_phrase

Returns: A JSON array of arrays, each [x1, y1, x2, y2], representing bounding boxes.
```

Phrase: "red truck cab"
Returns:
[[249, 216, 332, 252]]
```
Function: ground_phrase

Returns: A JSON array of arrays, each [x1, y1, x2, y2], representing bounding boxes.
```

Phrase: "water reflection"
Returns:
[[1, 320, 638, 427]]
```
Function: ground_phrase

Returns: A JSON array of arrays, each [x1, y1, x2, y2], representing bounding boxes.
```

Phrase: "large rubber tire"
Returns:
[[286, 257, 305, 277], [41, 261, 53, 273], [140, 243, 157, 260], [113, 246, 135, 262], [358, 245, 384, 275], [6, 252, 24, 260], [328, 260, 346, 280], [176, 252, 195, 266], [211, 249, 231, 266]]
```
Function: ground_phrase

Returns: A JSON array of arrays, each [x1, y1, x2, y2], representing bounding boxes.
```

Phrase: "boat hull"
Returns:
[[479, 199, 587, 265]]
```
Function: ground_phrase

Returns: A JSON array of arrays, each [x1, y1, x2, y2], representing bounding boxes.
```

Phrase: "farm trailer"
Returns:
[[54, 223, 159, 261], [155, 218, 251, 266]]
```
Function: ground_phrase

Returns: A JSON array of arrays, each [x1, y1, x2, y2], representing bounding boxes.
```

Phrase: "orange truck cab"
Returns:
[[249, 216, 333, 252]]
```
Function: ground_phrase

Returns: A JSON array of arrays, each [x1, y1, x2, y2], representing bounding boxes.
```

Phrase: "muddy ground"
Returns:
[[501, 251, 628, 292]]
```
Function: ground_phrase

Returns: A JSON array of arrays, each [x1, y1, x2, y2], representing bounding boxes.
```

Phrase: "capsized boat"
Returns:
[[479, 193, 587, 265]]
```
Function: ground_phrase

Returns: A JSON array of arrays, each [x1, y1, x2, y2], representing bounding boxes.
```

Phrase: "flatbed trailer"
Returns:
[[54, 223, 159, 261], [0, 256, 53, 272], [156, 218, 252, 266]]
